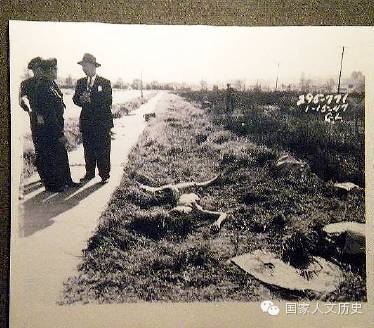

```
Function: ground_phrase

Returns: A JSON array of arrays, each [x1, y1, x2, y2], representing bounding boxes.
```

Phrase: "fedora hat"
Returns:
[[77, 53, 101, 67]]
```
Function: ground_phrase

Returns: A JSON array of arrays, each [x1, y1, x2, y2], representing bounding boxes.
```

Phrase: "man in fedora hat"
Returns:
[[73, 53, 113, 184]]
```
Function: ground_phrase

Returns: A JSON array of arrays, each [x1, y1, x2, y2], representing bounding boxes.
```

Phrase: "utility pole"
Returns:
[[337, 46, 345, 93], [140, 71, 143, 98], [275, 62, 280, 91]]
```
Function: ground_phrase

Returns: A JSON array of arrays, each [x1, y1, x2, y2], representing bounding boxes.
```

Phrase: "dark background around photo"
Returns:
[[1, 1, 374, 327]]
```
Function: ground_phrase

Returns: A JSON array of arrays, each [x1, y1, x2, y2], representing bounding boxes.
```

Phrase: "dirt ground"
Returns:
[[61, 93, 366, 304]]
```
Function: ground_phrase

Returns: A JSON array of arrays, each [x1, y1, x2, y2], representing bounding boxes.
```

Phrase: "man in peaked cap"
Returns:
[[73, 53, 113, 184], [19, 57, 43, 117], [32, 58, 80, 192], [19, 56, 45, 181]]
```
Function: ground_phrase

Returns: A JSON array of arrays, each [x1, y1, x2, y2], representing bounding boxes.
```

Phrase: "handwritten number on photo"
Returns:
[[297, 94, 305, 106]]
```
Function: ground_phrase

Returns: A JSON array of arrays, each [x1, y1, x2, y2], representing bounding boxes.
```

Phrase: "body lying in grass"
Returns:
[[138, 175, 229, 232]]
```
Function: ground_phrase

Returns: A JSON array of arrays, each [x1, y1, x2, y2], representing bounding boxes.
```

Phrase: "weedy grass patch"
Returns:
[[181, 90, 364, 186]]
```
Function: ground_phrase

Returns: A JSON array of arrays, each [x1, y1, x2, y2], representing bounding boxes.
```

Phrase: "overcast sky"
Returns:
[[9, 21, 374, 86]]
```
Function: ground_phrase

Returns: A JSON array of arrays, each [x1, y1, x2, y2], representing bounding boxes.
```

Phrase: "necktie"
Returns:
[[87, 77, 92, 91]]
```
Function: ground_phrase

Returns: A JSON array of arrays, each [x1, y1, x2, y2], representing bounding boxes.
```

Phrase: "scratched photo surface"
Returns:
[[9, 21, 372, 327]]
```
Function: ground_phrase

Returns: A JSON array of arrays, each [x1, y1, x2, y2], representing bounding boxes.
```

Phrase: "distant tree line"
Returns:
[[20, 70, 365, 94], [200, 71, 365, 94]]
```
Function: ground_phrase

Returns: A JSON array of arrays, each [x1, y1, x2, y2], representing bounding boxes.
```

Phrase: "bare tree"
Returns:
[[113, 78, 125, 89], [131, 79, 142, 90], [200, 80, 208, 91], [300, 72, 312, 93], [64, 75, 74, 88], [349, 71, 365, 93], [325, 78, 335, 93], [232, 79, 245, 91]]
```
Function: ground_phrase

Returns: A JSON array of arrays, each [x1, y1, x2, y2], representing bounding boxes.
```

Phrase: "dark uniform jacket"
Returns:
[[20, 77, 38, 112], [20, 77, 41, 136], [72, 76, 113, 134], [33, 78, 66, 141]]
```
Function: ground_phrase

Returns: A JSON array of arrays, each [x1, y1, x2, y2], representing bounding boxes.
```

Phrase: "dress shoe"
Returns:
[[45, 185, 65, 192], [100, 175, 110, 184], [66, 181, 81, 188], [80, 174, 95, 182]]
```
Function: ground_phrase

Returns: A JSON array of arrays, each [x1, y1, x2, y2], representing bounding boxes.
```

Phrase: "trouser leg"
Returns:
[[39, 139, 65, 189], [54, 140, 73, 184], [96, 131, 111, 179], [32, 122, 46, 182], [34, 144, 46, 182], [82, 133, 96, 175]]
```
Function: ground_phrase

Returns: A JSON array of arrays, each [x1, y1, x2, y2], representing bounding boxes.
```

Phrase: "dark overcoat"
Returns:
[[72, 75, 113, 179], [33, 78, 72, 188]]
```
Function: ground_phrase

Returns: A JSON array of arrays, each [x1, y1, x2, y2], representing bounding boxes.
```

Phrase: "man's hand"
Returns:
[[80, 91, 91, 104], [58, 135, 68, 146], [36, 114, 45, 125], [20, 96, 31, 112]]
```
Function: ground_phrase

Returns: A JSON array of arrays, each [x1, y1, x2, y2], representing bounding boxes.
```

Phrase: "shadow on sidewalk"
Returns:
[[20, 182, 104, 238], [24, 180, 44, 195]]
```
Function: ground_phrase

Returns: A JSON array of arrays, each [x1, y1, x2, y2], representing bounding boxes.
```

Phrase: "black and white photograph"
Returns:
[[9, 21, 373, 327]]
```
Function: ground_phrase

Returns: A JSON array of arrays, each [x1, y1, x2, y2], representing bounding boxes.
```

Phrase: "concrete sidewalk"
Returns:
[[11, 91, 166, 311]]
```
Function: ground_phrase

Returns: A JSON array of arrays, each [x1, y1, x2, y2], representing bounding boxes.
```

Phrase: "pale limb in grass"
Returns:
[[171, 193, 229, 232], [137, 174, 220, 198], [138, 174, 228, 231], [193, 202, 228, 232]]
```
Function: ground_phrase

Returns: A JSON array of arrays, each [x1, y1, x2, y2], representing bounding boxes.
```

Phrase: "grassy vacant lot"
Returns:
[[61, 92, 365, 304], [183, 90, 365, 187]]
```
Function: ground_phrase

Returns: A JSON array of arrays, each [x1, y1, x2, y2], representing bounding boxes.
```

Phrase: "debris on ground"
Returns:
[[323, 221, 365, 255], [230, 250, 343, 293], [201, 100, 212, 109], [333, 182, 361, 192], [144, 113, 156, 121], [273, 154, 306, 176], [275, 154, 306, 169]]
